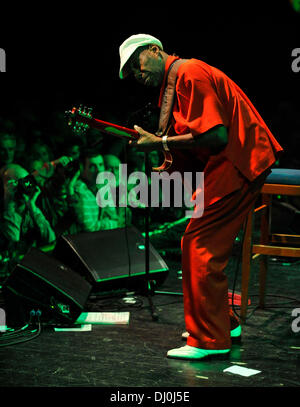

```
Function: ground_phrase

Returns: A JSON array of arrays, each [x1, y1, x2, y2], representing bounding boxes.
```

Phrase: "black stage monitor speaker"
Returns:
[[53, 227, 169, 291], [2, 248, 92, 327]]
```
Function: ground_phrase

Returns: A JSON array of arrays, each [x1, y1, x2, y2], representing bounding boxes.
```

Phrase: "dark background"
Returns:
[[0, 1, 299, 157]]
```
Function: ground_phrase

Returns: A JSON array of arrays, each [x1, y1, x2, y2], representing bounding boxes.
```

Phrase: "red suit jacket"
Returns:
[[158, 56, 283, 207]]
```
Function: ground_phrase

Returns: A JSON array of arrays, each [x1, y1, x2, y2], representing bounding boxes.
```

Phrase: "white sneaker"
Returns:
[[167, 345, 230, 360]]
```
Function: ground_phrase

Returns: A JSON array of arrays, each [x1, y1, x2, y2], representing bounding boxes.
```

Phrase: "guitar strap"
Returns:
[[156, 58, 188, 137]]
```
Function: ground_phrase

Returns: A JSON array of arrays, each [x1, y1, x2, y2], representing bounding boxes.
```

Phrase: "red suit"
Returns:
[[158, 56, 283, 349]]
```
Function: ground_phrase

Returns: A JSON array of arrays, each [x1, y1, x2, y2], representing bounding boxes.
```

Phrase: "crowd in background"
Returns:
[[0, 98, 299, 283]]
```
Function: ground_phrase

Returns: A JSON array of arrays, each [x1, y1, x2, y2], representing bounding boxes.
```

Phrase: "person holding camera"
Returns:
[[0, 164, 56, 272]]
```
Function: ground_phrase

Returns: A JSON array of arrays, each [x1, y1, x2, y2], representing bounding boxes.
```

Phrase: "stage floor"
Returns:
[[0, 249, 300, 390]]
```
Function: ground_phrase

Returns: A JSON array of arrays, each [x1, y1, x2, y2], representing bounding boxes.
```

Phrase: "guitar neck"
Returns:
[[89, 117, 139, 140]]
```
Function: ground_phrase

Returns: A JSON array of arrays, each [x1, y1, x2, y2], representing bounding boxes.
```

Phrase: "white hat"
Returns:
[[119, 34, 163, 79]]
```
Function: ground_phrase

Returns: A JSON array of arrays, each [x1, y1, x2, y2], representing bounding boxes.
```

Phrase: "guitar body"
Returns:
[[154, 149, 202, 174]]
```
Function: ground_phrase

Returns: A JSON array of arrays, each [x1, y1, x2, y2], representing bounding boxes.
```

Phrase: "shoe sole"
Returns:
[[167, 351, 231, 361]]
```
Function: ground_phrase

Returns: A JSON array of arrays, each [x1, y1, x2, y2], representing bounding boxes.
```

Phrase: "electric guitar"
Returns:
[[65, 105, 174, 172]]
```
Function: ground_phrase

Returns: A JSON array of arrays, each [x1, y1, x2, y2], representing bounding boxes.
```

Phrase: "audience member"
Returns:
[[62, 138, 85, 162], [0, 133, 17, 168], [81, 149, 105, 194], [29, 140, 52, 164], [103, 154, 132, 227], [0, 164, 56, 281], [80, 150, 122, 229], [25, 140, 55, 186], [38, 159, 82, 236]]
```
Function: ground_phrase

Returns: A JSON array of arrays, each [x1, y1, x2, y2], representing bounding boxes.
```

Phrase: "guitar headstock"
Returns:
[[65, 105, 93, 135]]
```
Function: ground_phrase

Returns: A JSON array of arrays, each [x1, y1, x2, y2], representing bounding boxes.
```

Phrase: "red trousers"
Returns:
[[181, 175, 267, 350]]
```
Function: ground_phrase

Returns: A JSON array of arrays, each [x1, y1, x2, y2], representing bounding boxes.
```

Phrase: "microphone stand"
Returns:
[[143, 152, 159, 321]]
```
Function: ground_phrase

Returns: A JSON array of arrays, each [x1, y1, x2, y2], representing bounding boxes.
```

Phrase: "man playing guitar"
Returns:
[[118, 34, 283, 360]]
